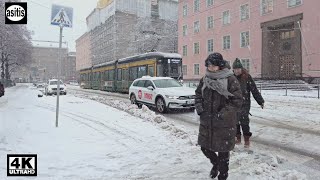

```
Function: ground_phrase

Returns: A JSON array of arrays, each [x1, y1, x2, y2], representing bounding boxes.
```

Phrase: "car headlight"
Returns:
[[165, 95, 179, 99]]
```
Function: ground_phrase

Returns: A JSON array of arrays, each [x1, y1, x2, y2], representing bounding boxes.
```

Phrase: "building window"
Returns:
[[222, 10, 230, 25], [194, 42, 200, 54], [194, 64, 200, 75], [223, 36, 231, 50], [183, 45, 188, 56], [240, 31, 250, 47], [182, 65, 187, 75], [207, 16, 214, 29], [280, 30, 295, 39], [194, 21, 200, 33], [261, 0, 273, 15], [207, 0, 214, 7], [240, 4, 250, 21], [183, 25, 188, 36], [207, 39, 214, 53], [194, 0, 200, 12], [183, 5, 188, 17], [288, 0, 302, 7], [241, 59, 250, 72]]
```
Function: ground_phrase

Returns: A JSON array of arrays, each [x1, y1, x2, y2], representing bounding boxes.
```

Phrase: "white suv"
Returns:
[[129, 76, 195, 113], [45, 79, 67, 95]]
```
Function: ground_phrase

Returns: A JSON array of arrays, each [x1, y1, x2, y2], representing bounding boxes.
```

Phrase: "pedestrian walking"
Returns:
[[195, 53, 243, 179], [232, 58, 265, 148]]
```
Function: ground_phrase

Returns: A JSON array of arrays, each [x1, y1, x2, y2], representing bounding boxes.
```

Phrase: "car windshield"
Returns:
[[153, 79, 182, 88], [50, 81, 63, 85]]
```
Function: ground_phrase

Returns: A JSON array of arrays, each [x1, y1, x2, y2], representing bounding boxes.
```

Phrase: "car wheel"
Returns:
[[130, 94, 142, 108], [156, 97, 167, 113]]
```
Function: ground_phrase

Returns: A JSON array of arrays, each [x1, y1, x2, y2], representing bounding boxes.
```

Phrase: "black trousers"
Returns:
[[201, 147, 230, 179], [236, 124, 252, 136], [237, 112, 252, 136]]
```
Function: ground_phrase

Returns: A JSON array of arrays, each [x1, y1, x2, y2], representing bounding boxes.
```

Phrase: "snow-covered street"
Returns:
[[0, 84, 319, 179]]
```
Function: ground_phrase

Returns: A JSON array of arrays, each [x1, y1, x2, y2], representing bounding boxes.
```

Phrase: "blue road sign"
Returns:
[[51, 4, 73, 28]]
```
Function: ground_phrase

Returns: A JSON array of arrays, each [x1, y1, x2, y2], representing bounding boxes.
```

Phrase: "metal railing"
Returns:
[[258, 82, 319, 99], [183, 80, 320, 99]]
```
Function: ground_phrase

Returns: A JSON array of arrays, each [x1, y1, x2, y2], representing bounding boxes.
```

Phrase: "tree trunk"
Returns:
[[1, 53, 4, 79], [5, 58, 9, 80]]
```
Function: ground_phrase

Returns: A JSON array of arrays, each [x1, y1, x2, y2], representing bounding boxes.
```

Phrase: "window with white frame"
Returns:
[[183, 45, 188, 56], [207, 39, 214, 53], [183, 5, 188, 17], [182, 65, 187, 75], [194, 21, 200, 33], [194, 64, 200, 75], [241, 59, 250, 72], [261, 0, 273, 15], [194, 42, 200, 54], [223, 36, 231, 50], [207, 16, 214, 29], [288, 0, 302, 7], [183, 25, 188, 36], [194, 0, 200, 12], [222, 10, 230, 25], [207, 0, 214, 7], [240, 4, 250, 21], [240, 31, 250, 47]]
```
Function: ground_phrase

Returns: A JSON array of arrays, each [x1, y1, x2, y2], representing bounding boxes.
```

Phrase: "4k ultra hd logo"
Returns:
[[5, 2, 27, 24], [7, 154, 37, 176]]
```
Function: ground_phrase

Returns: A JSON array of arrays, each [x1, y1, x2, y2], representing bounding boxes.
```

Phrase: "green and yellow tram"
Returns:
[[80, 52, 182, 93]]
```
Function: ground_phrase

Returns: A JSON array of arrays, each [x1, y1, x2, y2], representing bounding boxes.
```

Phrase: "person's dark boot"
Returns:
[[244, 135, 250, 148], [210, 165, 218, 179], [218, 172, 228, 180], [235, 134, 241, 144]]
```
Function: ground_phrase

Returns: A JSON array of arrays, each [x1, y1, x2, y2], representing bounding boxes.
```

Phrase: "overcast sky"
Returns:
[[26, 0, 97, 51]]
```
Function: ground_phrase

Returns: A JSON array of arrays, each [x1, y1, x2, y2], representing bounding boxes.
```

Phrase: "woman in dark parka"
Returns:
[[195, 53, 243, 180]]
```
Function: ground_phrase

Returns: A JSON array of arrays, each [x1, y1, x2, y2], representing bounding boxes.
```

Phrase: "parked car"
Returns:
[[45, 79, 67, 95], [37, 83, 45, 88], [129, 76, 195, 113], [68, 80, 79, 86]]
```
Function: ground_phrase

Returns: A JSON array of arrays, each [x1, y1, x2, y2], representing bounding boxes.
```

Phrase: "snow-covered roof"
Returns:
[[118, 52, 182, 63], [49, 79, 63, 82], [136, 76, 173, 81], [94, 60, 117, 68]]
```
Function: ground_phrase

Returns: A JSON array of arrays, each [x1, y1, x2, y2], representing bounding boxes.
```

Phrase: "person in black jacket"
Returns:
[[232, 58, 264, 148], [0, 82, 4, 97], [195, 53, 243, 179]]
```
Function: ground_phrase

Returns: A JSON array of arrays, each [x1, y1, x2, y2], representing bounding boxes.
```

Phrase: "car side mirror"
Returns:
[[147, 86, 154, 91]]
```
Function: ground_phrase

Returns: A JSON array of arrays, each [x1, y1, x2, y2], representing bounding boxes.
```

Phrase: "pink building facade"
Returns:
[[178, 0, 320, 82], [76, 32, 92, 71]]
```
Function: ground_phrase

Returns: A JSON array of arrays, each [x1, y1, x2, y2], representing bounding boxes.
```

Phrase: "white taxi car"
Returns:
[[129, 76, 195, 113], [45, 79, 67, 95]]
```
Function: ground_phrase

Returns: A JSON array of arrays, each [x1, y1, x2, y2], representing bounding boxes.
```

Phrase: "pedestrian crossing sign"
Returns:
[[51, 4, 73, 28]]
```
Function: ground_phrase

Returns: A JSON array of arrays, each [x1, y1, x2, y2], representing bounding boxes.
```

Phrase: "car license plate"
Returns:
[[186, 100, 194, 104]]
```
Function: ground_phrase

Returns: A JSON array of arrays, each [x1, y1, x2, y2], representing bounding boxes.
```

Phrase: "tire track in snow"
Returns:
[[251, 115, 320, 136], [35, 103, 145, 144], [252, 137, 320, 162], [57, 105, 147, 142], [33, 104, 129, 147], [68, 88, 320, 163], [69, 89, 320, 136]]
